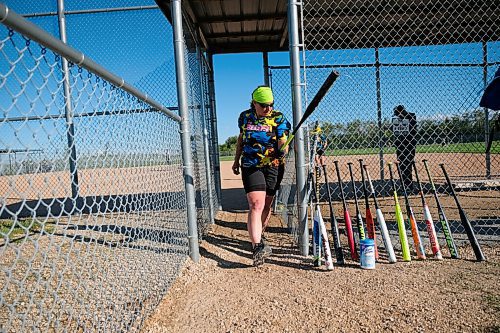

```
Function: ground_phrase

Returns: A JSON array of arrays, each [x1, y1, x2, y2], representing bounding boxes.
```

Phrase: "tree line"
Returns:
[[219, 108, 496, 153]]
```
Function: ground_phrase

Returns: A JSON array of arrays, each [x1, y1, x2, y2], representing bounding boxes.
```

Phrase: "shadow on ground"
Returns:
[[200, 189, 318, 271]]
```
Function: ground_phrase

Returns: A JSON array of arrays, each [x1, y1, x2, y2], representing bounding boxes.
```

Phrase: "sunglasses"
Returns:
[[257, 102, 274, 108]]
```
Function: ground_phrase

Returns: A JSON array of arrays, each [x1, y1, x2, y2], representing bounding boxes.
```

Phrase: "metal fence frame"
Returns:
[[0, 1, 220, 331], [276, 0, 500, 255]]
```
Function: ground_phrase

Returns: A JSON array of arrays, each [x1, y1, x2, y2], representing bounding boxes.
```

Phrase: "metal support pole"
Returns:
[[288, 0, 309, 256], [172, 0, 199, 262], [263, 52, 270, 86], [207, 53, 223, 210], [57, 0, 79, 200], [483, 39, 490, 179], [198, 48, 215, 224], [375, 48, 384, 180]]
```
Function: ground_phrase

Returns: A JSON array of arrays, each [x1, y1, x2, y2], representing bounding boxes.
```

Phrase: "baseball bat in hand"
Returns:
[[281, 70, 340, 151]]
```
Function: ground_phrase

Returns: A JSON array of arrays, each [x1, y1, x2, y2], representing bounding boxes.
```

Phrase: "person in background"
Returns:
[[232, 86, 291, 267], [392, 105, 417, 189], [311, 122, 328, 168], [480, 66, 500, 154]]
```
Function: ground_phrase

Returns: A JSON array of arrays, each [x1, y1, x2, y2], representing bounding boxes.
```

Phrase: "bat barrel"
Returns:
[[440, 164, 486, 262]]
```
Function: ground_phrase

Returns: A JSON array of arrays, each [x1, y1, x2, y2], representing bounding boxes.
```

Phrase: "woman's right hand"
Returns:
[[232, 161, 240, 175]]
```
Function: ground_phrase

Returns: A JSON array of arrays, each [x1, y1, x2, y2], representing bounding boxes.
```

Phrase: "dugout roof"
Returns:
[[156, 0, 499, 54]]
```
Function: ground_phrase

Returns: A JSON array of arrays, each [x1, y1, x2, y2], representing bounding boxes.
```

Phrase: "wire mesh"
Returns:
[[0, 2, 218, 331], [273, 0, 500, 254]]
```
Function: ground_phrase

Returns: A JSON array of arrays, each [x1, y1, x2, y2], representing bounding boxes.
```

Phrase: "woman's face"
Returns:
[[253, 101, 274, 117]]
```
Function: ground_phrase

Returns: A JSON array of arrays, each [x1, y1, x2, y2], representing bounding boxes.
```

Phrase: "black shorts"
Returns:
[[241, 165, 285, 196]]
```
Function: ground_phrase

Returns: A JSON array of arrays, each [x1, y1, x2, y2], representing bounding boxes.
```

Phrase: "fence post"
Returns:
[[375, 47, 384, 180], [57, 0, 79, 200], [288, 0, 309, 256], [198, 48, 215, 224], [207, 53, 223, 210], [263, 51, 270, 86], [482, 39, 490, 179], [172, 0, 200, 262]]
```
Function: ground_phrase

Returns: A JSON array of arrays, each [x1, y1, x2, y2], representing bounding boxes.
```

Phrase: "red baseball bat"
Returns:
[[334, 160, 358, 261], [359, 159, 378, 260]]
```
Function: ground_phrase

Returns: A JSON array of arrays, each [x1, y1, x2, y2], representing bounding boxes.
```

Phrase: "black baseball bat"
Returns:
[[440, 164, 485, 262], [423, 159, 459, 259], [281, 70, 340, 150], [322, 164, 345, 265], [347, 162, 366, 242]]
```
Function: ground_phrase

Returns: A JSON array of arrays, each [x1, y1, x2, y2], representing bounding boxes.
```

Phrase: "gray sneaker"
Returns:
[[253, 243, 265, 267], [261, 235, 272, 258]]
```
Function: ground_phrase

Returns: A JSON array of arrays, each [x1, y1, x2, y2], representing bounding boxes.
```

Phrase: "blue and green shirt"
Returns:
[[238, 109, 291, 167]]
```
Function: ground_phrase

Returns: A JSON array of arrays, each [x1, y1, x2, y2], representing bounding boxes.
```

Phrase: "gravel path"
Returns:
[[142, 209, 500, 333]]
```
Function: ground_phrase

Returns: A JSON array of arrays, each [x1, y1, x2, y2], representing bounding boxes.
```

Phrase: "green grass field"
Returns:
[[220, 141, 499, 159], [0, 219, 55, 243], [333, 141, 499, 156]]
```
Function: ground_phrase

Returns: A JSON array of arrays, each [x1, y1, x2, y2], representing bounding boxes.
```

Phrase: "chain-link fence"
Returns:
[[0, 1, 219, 331], [273, 0, 500, 253]]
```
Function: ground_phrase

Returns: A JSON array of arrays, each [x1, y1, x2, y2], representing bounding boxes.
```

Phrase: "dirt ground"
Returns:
[[141, 161, 500, 333]]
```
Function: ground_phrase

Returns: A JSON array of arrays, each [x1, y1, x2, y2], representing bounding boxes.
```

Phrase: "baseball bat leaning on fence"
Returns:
[[413, 162, 443, 260], [359, 159, 379, 260], [334, 161, 359, 261], [347, 162, 366, 242], [280, 71, 340, 151], [322, 163, 345, 265], [396, 162, 426, 259], [388, 163, 411, 262], [313, 166, 334, 270], [422, 160, 459, 259], [308, 171, 321, 267], [363, 164, 397, 263], [440, 164, 486, 262], [309, 124, 321, 267]]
